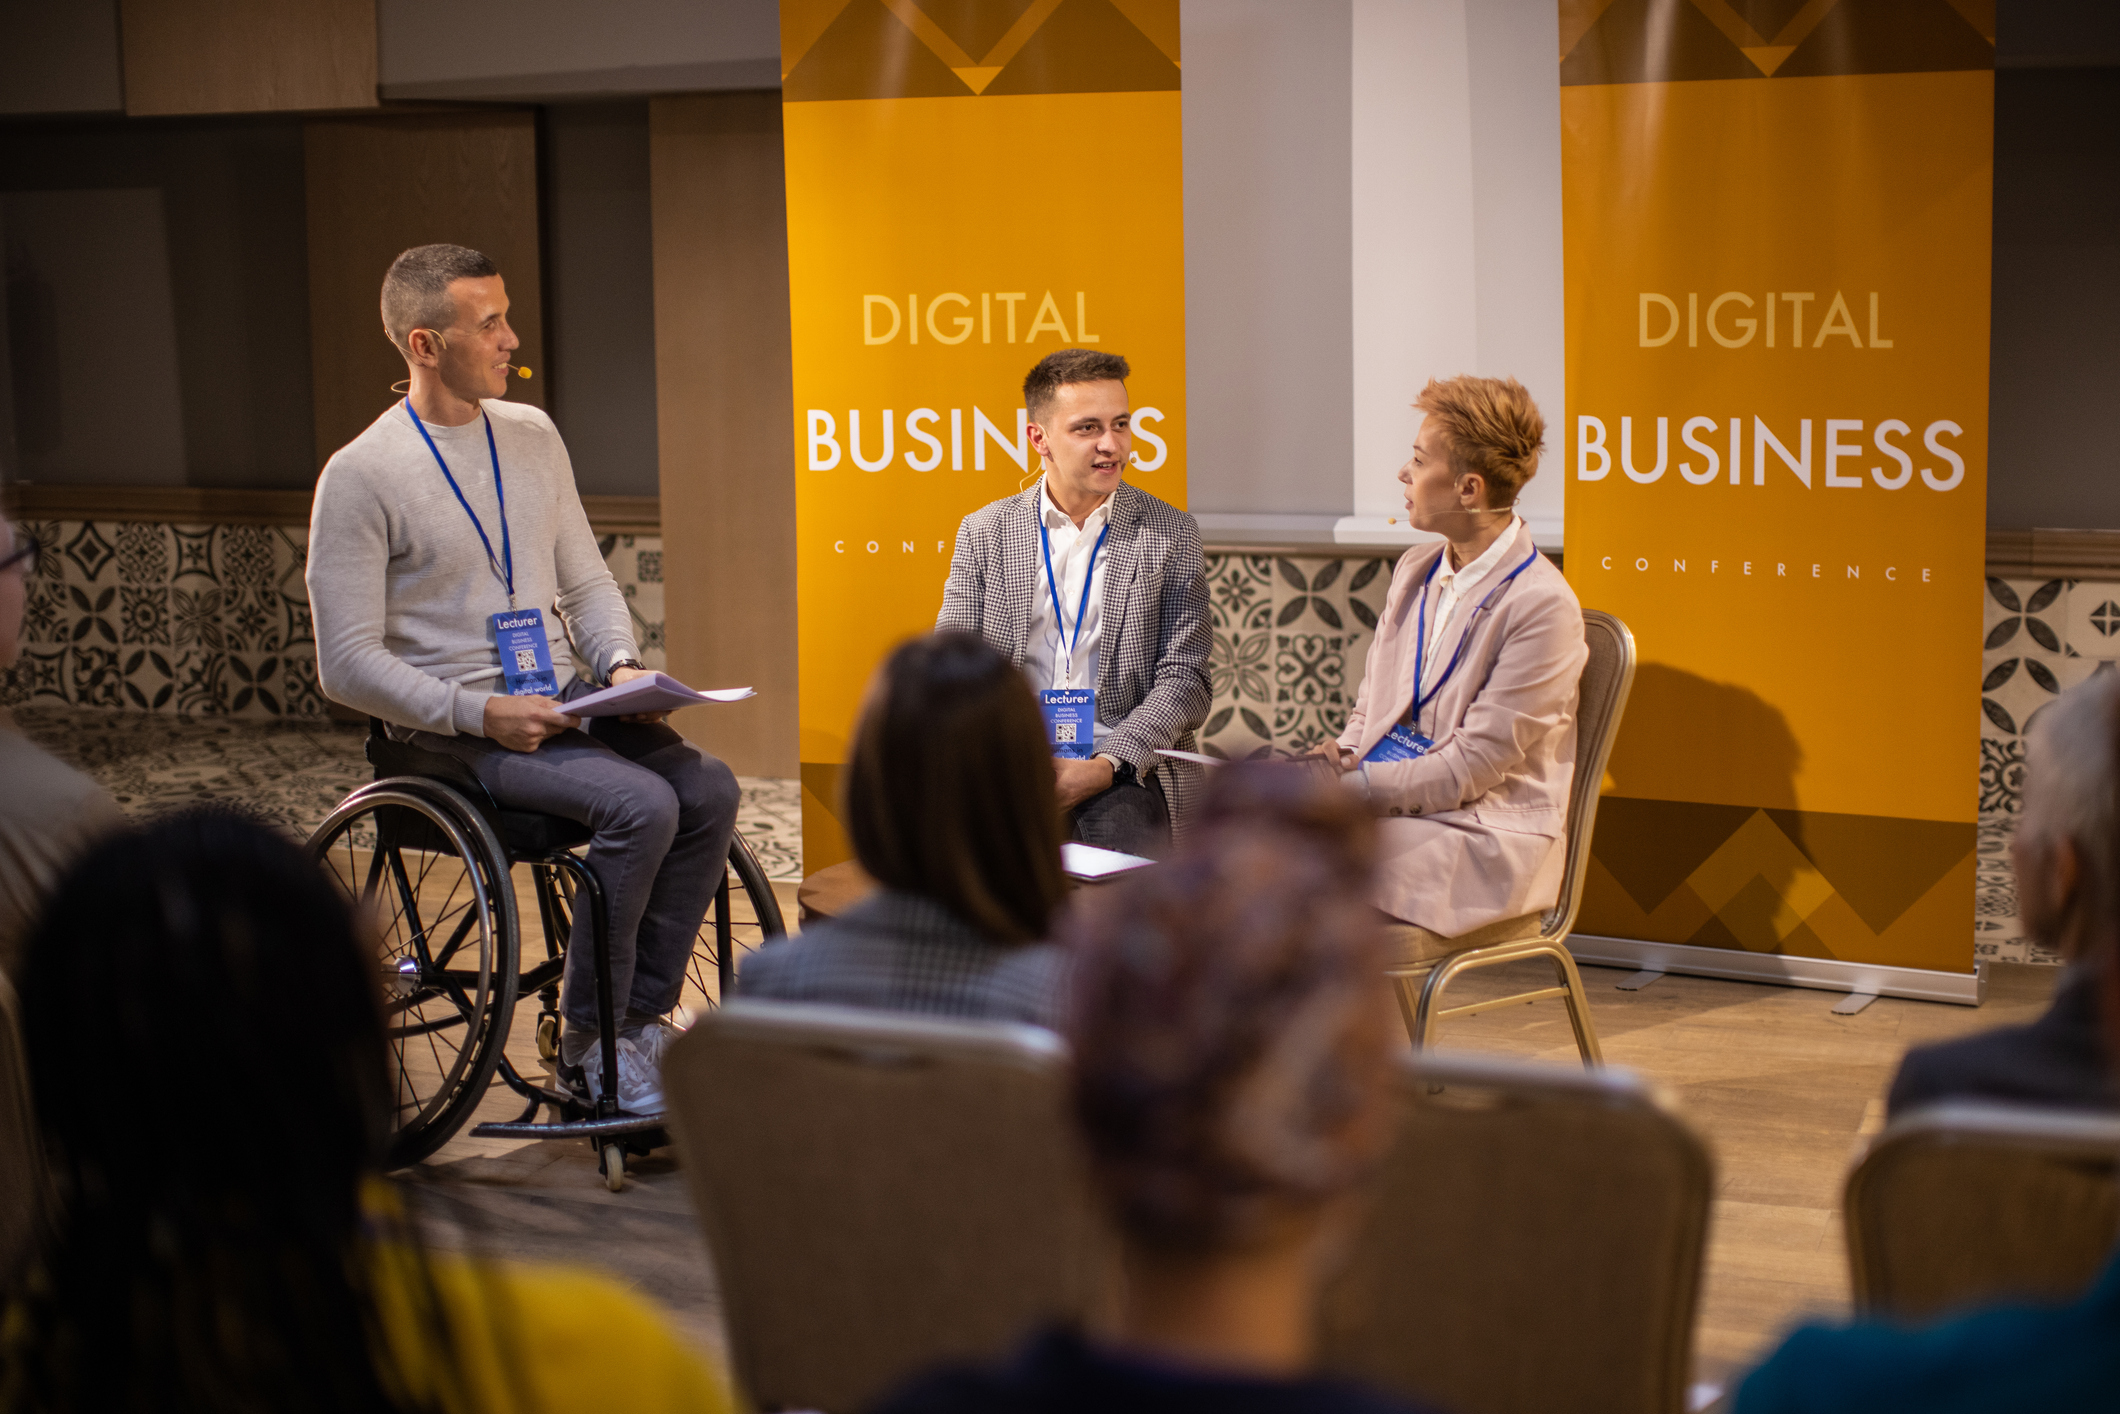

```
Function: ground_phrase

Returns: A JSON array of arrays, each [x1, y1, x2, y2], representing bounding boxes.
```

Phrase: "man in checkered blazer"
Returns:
[[937, 351, 1211, 854]]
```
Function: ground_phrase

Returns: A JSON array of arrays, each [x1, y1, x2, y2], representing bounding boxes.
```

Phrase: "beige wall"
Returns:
[[303, 112, 546, 469], [649, 92, 799, 778]]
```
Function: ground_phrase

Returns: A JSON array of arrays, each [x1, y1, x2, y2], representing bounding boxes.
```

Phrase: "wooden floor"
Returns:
[[404, 930, 2054, 1398]]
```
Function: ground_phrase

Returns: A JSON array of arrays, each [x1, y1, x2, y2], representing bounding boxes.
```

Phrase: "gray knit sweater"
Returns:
[[306, 398, 638, 736]]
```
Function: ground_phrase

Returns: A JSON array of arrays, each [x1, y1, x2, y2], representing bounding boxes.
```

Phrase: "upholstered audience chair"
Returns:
[[1385, 608, 1637, 1066], [1846, 1101, 2120, 1320], [0, 975, 46, 1277], [1319, 1050, 1711, 1414], [661, 1001, 1109, 1413]]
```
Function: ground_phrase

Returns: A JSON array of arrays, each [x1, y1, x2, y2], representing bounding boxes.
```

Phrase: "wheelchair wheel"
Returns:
[[677, 829, 787, 1021], [307, 781, 520, 1166]]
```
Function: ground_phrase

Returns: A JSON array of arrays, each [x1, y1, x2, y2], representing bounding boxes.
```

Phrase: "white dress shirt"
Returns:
[[1024, 477, 1112, 743], [1412, 514, 1524, 723]]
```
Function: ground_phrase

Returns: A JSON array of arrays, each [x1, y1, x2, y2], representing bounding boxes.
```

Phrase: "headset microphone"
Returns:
[[511, 365, 534, 379]]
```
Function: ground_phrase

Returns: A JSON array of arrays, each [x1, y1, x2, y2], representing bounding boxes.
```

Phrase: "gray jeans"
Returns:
[[412, 690, 741, 1032]]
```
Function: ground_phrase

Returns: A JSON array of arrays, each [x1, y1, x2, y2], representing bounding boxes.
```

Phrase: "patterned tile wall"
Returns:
[[0, 520, 667, 716], [1197, 553, 1396, 761], [1976, 575, 2120, 966]]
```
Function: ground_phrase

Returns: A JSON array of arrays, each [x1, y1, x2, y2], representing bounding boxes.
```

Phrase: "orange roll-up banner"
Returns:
[[778, 0, 1187, 871], [1559, 3, 1993, 975]]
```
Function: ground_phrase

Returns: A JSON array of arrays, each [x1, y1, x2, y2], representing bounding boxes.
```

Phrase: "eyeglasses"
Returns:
[[0, 535, 38, 575]]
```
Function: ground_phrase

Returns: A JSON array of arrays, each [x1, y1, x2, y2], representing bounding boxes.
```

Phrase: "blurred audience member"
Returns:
[[1889, 675, 2116, 1115], [0, 514, 126, 980], [870, 767, 1443, 1414], [1737, 733, 2120, 1410], [741, 632, 1069, 1026], [0, 810, 729, 1413]]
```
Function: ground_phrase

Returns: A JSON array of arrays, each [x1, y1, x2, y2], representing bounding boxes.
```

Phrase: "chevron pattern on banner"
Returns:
[[1560, 0, 1993, 85], [1582, 797, 1978, 969], [782, 0, 1179, 100]]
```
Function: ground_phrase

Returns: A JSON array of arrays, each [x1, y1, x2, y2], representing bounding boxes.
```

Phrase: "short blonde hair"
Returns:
[[1414, 375, 1546, 507]]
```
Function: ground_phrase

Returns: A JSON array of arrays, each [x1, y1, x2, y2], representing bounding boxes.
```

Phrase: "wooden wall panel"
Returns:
[[303, 112, 545, 469], [122, 0, 377, 115], [649, 93, 799, 778]]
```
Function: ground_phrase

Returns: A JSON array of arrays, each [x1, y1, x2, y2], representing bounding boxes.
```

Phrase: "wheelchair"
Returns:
[[305, 720, 787, 1189]]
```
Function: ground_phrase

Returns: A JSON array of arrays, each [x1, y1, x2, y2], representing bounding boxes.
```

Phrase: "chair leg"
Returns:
[[1544, 942, 1604, 1067], [1390, 939, 1605, 1066], [1412, 955, 1462, 1050], [1389, 971, 1426, 1047]]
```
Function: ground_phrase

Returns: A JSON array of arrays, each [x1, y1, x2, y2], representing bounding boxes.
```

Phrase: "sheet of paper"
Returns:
[[564, 672, 755, 718], [1062, 841, 1155, 881], [1154, 748, 1224, 767]]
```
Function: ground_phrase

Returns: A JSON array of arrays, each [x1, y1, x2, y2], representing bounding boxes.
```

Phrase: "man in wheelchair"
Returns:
[[306, 243, 740, 1115]]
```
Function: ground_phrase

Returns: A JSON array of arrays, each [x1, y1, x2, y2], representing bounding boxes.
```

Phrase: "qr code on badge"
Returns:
[[1055, 722, 1077, 744], [514, 648, 538, 672]]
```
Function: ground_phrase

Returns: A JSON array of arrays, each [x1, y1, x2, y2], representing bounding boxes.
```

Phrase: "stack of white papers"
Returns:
[[1062, 842, 1156, 882], [565, 673, 755, 718]]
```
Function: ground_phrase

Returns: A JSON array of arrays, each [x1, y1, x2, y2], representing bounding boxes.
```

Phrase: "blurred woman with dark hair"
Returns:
[[739, 630, 1071, 1026], [0, 809, 727, 1414], [871, 767, 1445, 1414]]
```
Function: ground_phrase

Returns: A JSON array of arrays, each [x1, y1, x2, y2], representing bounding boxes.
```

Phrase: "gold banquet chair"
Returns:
[[1846, 1100, 2120, 1321], [661, 1001, 1108, 1414], [1385, 608, 1637, 1065], [1319, 1050, 1712, 1414]]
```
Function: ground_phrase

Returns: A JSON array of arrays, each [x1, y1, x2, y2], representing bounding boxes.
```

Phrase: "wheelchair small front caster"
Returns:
[[602, 1142, 626, 1192], [536, 1012, 560, 1063]]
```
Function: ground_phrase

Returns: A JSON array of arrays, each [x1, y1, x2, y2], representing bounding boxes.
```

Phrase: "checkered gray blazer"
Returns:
[[736, 891, 1067, 1028], [937, 481, 1211, 834]]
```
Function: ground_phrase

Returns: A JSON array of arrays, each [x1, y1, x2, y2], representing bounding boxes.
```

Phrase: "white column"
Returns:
[[1340, 0, 1565, 550]]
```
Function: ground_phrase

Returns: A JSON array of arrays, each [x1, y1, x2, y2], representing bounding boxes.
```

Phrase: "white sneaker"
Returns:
[[627, 1015, 683, 1070], [579, 1034, 664, 1114]]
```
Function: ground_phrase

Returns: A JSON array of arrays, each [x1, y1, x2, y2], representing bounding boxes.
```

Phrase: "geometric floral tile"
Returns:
[[1198, 551, 1395, 763], [0, 520, 668, 724], [2063, 579, 2120, 660], [730, 775, 802, 882], [601, 533, 668, 669], [1977, 575, 2080, 966]]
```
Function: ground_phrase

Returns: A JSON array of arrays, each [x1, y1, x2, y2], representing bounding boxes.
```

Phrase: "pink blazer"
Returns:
[[1337, 520, 1587, 935]]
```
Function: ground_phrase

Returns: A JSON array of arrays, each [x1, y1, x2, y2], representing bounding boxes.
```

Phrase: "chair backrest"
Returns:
[[0, 974, 48, 1280], [1318, 1050, 1710, 1414], [1845, 1101, 2120, 1320], [662, 1001, 1109, 1413], [1544, 609, 1637, 938]]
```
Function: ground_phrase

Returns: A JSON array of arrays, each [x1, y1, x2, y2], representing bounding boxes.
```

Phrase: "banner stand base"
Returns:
[[1566, 934, 1985, 1008]]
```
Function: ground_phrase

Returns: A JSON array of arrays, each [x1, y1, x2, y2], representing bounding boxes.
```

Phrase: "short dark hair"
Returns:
[[1066, 765, 1393, 1255], [1023, 349, 1131, 424], [844, 632, 1068, 943], [380, 243, 498, 355]]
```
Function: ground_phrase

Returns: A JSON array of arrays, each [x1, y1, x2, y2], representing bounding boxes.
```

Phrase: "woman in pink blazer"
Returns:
[[1316, 376, 1586, 958]]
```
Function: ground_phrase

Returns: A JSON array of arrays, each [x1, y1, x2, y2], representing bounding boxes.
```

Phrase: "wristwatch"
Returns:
[[606, 658, 646, 685], [1096, 753, 1138, 788]]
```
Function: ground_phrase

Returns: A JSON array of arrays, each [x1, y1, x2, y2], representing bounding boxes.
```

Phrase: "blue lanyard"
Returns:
[[406, 400, 514, 607], [1038, 514, 1111, 682], [1410, 546, 1542, 726]]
